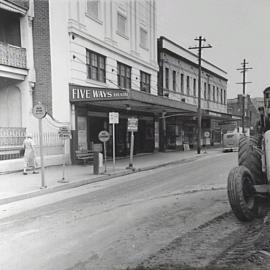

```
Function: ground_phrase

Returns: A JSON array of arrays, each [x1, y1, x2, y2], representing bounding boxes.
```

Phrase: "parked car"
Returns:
[[223, 132, 242, 152]]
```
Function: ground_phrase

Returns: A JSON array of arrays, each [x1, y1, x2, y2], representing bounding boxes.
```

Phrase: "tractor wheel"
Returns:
[[238, 136, 266, 184], [227, 166, 257, 221]]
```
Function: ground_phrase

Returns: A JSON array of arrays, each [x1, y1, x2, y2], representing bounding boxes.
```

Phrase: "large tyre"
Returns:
[[238, 136, 266, 184], [227, 166, 257, 221]]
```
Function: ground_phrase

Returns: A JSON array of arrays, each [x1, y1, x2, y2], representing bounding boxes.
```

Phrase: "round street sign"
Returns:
[[33, 103, 46, 119], [204, 131, 210, 138], [98, 130, 110, 142]]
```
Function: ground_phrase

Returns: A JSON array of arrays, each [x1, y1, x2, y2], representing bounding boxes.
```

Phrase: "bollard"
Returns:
[[93, 152, 99, 175]]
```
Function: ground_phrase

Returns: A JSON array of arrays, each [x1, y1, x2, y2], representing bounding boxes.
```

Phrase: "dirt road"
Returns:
[[2, 152, 268, 270]]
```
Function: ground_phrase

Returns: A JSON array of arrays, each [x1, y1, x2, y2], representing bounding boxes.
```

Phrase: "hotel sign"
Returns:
[[70, 85, 129, 102]]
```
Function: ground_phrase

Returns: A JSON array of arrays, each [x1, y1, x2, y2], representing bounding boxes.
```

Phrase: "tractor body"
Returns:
[[227, 87, 270, 221]]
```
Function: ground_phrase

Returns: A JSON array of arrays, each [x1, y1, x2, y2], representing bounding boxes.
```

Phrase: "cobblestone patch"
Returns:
[[128, 212, 268, 270]]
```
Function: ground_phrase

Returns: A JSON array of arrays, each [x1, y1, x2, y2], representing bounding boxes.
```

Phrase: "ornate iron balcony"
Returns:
[[0, 42, 27, 69]]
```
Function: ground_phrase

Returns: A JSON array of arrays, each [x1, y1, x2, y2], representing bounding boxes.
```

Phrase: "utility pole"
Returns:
[[189, 36, 212, 154], [237, 59, 252, 135]]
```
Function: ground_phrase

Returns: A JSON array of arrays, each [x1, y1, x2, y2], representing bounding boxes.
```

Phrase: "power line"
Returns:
[[236, 59, 253, 134], [189, 36, 212, 154]]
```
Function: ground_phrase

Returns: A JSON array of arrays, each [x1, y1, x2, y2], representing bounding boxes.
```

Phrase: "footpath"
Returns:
[[0, 148, 223, 206]]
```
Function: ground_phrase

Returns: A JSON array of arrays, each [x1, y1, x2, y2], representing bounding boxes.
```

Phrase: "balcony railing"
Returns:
[[0, 42, 27, 69], [0, 127, 26, 160]]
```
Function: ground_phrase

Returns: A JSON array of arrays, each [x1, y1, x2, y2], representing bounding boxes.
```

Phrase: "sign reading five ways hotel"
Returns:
[[70, 85, 129, 102]]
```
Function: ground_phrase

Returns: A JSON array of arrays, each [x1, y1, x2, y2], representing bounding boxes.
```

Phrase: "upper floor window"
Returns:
[[208, 84, 211, 100], [86, 50, 106, 82], [204, 82, 207, 99], [221, 89, 223, 104], [173, 71, 176, 91], [193, 78, 196, 96], [117, 12, 127, 37], [217, 87, 219, 103], [117, 62, 131, 89], [86, 0, 100, 20], [140, 28, 148, 49], [165, 68, 169, 89], [213, 86, 216, 102], [224, 90, 227, 104], [140, 71, 151, 93], [180, 73, 184, 93], [186, 76, 190, 95]]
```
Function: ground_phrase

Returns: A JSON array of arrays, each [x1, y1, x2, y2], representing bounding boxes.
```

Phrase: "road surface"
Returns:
[[0, 151, 237, 270]]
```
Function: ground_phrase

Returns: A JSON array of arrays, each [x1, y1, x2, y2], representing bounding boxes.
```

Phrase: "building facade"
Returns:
[[158, 37, 229, 150], [227, 94, 260, 134], [27, 0, 197, 165], [0, 0, 35, 160]]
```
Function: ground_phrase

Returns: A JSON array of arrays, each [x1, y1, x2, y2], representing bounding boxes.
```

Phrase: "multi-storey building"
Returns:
[[158, 36, 230, 150], [0, 0, 35, 160], [28, 0, 197, 164]]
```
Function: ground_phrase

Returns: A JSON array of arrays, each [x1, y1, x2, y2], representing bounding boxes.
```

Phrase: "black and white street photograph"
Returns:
[[1, 0, 270, 269]]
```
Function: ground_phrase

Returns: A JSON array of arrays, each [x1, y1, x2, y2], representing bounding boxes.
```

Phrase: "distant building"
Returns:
[[157, 36, 230, 150], [227, 94, 260, 134], [252, 97, 264, 111]]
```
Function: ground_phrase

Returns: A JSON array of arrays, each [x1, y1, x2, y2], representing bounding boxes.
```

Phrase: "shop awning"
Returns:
[[202, 109, 236, 120], [69, 84, 197, 115]]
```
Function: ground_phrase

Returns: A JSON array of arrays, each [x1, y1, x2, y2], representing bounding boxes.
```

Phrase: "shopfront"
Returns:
[[75, 107, 155, 158], [69, 84, 197, 163], [163, 110, 234, 151]]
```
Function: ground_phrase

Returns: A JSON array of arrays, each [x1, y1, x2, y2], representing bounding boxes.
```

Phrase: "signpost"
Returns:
[[98, 130, 110, 173], [32, 103, 47, 189], [127, 117, 138, 170], [58, 126, 71, 183], [109, 112, 119, 170]]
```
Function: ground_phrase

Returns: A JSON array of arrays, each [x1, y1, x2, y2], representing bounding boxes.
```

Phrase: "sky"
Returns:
[[156, 0, 270, 99]]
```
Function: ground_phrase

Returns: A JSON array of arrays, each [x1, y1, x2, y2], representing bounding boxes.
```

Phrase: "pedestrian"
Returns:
[[23, 134, 39, 175]]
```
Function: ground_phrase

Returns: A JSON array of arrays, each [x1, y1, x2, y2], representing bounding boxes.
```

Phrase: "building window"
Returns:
[[140, 28, 148, 49], [86, 0, 99, 20], [165, 68, 169, 89], [180, 73, 184, 93], [117, 62, 131, 89], [224, 90, 226, 104], [204, 82, 207, 99], [173, 71, 176, 91], [86, 50, 106, 82], [220, 89, 223, 104], [217, 87, 219, 103], [213, 86, 215, 102], [187, 76, 190, 95], [208, 84, 211, 100], [193, 78, 196, 96], [140, 71, 151, 93], [117, 12, 127, 37]]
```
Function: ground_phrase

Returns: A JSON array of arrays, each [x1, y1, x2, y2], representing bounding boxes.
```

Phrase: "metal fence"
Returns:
[[0, 127, 64, 160]]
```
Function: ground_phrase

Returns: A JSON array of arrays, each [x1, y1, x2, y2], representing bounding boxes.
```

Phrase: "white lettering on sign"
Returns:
[[128, 117, 138, 132], [71, 87, 128, 101]]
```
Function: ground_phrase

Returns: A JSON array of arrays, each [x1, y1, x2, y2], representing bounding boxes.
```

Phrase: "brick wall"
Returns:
[[9, 0, 29, 10], [32, 0, 52, 114]]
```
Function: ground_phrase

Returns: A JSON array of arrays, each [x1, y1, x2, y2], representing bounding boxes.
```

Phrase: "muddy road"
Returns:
[[1, 151, 270, 270]]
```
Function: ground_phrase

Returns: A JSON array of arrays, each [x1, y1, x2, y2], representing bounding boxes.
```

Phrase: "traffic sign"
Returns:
[[109, 112, 119, 124], [33, 103, 46, 119], [128, 117, 138, 132], [204, 131, 210, 138], [98, 130, 110, 142], [58, 126, 71, 139]]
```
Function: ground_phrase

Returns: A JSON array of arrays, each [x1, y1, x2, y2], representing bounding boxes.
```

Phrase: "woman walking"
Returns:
[[23, 134, 39, 175]]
